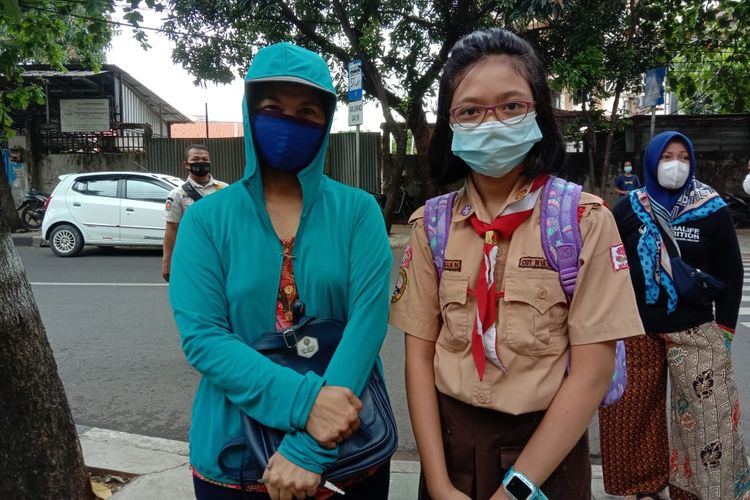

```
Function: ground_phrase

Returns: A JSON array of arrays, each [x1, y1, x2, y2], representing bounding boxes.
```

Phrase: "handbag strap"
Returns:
[[653, 216, 682, 259], [250, 316, 316, 351]]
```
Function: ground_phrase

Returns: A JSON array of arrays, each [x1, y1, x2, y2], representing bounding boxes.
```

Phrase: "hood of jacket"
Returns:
[[643, 130, 696, 212], [242, 42, 337, 214]]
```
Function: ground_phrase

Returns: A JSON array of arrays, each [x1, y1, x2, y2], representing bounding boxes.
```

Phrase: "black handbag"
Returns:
[[218, 302, 398, 483], [669, 256, 725, 306], [655, 220, 725, 306]]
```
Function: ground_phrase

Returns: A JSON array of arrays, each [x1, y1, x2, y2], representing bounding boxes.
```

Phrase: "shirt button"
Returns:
[[496, 247, 503, 256], [538, 288, 548, 299]]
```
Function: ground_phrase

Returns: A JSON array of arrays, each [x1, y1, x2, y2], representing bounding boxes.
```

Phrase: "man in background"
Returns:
[[162, 144, 227, 281]]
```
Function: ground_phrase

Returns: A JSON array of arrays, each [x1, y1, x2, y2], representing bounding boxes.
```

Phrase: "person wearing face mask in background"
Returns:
[[741, 159, 750, 196], [390, 28, 644, 500], [599, 131, 748, 500], [169, 43, 393, 500], [614, 160, 641, 197], [162, 144, 227, 282]]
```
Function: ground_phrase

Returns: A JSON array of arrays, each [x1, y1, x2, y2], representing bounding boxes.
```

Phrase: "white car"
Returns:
[[42, 171, 183, 257]]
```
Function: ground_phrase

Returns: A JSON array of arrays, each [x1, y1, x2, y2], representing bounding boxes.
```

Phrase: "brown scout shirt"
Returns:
[[389, 175, 644, 415]]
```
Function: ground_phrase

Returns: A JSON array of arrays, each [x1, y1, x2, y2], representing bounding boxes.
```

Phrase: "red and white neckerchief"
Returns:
[[468, 175, 548, 380]]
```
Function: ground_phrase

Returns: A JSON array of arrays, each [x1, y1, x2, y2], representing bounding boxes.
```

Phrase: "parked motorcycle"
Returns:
[[16, 189, 50, 230], [369, 186, 418, 222], [722, 192, 750, 228]]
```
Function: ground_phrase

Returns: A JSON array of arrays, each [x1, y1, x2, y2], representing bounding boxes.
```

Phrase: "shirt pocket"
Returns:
[[503, 273, 568, 355], [438, 275, 471, 351]]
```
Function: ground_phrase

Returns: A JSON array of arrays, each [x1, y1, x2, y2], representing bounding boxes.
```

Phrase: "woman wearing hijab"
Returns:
[[599, 131, 749, 500]]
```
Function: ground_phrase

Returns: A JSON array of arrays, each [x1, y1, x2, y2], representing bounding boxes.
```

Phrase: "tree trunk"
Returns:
[[407, 106, 436, 201], [581, 100, 597, 193], [0, 155, 21, 232], [599, 83, 624, 197], [0, 215, 93, 498], [381, 124, 408, 234]]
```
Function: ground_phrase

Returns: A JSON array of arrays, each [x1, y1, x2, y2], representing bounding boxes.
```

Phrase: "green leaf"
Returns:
[[0, 0, 21, 20]]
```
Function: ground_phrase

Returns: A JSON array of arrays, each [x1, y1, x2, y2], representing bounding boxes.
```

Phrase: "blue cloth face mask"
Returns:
[[451, 113, 543, 178], [252, 110, 325, 174]]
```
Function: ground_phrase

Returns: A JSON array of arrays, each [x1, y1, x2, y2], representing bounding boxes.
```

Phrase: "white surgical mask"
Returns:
[[657, 159, 690, 190], [623, 166, 632, 173], [451, 113, 543, 178]]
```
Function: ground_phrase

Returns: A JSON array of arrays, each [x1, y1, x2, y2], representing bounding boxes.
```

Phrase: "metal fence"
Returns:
[[144, 137, 246, 181], [40, 123, 150, 154], [144, 132, 383, 191], [327, 132, 381, 193]]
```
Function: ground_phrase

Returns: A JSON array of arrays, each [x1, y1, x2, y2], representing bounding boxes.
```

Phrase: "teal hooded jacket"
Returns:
[[169, 43, 393, 482]]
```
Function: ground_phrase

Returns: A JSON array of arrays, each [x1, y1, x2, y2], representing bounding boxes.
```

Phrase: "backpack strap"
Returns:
[[423, 191, 457, 281], [540, 176, 583, 301], [182, 181, 203, 202], [540, 177, 627, 407]]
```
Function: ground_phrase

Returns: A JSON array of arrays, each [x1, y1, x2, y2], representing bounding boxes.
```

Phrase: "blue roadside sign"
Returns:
[[643, 67, 666, 107], [348, 60, 363, 102]]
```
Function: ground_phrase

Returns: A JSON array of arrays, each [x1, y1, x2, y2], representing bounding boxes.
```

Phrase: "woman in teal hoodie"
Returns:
[[169, 43, 393, 499]]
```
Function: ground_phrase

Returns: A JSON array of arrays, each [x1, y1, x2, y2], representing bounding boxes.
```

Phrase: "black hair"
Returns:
[[184, 144, 209, 161], [429, 28, 565, 187]]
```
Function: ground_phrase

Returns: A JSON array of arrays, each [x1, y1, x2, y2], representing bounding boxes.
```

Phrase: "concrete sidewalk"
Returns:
[[10, 229, 46, 247], [79, 426, 620, 499]]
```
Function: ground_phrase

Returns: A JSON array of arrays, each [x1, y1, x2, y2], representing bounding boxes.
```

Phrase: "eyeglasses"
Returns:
[[449, 100, 534, 129]]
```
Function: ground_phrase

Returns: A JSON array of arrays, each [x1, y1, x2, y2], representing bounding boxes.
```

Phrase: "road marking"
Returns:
[[30, 282, 167, 287], [743, 322, 750, 329], [741, 307, 750, 315]]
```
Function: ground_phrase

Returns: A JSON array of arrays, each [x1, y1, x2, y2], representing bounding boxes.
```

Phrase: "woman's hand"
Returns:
[[262, 452, 320, 500], [306, 386, 362, 448]]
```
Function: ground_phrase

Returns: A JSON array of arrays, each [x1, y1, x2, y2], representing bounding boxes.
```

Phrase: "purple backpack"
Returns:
[[423, 176, 627, 407]]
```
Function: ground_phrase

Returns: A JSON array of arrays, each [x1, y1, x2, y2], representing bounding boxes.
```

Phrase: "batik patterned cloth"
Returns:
[[666, 322, 750, 499], [599, 323, 750, 499]]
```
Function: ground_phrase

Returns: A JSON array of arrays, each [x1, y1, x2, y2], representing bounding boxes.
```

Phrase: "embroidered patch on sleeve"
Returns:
[[400, 243, 413, 269], [391, 267, 408, 303], [610, 244, 629, 271]]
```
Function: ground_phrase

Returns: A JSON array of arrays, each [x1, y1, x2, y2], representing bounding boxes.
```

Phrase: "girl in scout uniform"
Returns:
[[389, 28, 644, 500]]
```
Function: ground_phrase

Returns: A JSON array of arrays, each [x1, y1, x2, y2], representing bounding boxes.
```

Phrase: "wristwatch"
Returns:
[[502, 467, 548, 500]]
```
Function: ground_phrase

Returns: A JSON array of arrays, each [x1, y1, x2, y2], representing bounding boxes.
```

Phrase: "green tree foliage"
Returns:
[[160, 0, 554, 200], [526, 0, 665, 194], [662, 0, 750, 113], [0, 0, 116, 138]]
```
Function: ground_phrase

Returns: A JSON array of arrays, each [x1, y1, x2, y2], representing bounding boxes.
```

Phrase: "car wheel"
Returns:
[[50, 224, 84, 257]]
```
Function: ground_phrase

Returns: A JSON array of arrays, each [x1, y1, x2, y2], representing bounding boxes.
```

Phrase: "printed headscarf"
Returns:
[[629, 131, 725, 312]]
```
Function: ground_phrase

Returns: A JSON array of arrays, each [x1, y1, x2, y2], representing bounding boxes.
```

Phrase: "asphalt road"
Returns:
[[14, 234, 750, 461], [15, 244, 417, 457]]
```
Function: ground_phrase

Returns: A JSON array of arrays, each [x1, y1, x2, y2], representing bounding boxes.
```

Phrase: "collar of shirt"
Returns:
[[186, 175, 216, 190], [452, 174, 535, 224]]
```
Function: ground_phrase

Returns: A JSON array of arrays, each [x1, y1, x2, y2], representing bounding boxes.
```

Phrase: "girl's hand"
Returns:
[[433, 486, 471, 500], [489, 487, 511, 500]]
